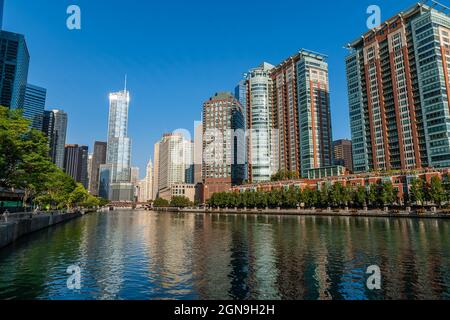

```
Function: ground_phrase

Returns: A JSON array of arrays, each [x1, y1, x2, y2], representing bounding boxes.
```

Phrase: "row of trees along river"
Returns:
[[0, 106, 108, 210]]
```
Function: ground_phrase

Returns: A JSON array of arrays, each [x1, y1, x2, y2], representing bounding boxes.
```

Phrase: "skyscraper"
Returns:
[[138, 160, 153, 202], [239, 62, 277, 183], [64, 144, 89, 189], [346, 2, 450, 172], [152, 142, 160, 200], [42, 109, 68, 169], [100, 86, 133, 201], [333, 139, 353, 172], [271, 49, 333, 177], [23, 84, 46, 130], [184, 138, 194, 184], [201, 92, 245, 201], [88, 141, 107, 196], [193, 121, 203, 184], [0, 0, 4, 30], [0, 30, 29, 110], [156, 133, 193, 195], [145, 160, 153, 201]]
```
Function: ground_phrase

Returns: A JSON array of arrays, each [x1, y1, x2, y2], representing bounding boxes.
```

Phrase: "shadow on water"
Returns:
[[0, 211, 449, 300]]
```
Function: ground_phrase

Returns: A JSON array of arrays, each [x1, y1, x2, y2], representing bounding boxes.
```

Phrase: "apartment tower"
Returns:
[[346, 2, 450, 172], [271, 50, 333, 177], [201, 92, 245, 200]]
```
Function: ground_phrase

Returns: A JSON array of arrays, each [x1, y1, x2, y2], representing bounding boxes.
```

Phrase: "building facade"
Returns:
[[159, 183, 196, 203], [100, 89, 133, 201], [0, 30, 29, 110], [201, 92, 246, 201], [88, 141, 107, 196], [193, 121, 203, 184], [346, 2, 450, 173], [152, 142, 160, 200], [42, 109, 68, 169], [271, 49, 333, 177], [333, 139, 353, 172], [239, 62, 278, 183], [23, 84, 46, 130], [64, 144, 89, 189], [156, 133, 193, 195]]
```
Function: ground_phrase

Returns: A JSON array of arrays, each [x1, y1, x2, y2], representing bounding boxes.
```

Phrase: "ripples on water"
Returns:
[[0, 211, 448, 300]]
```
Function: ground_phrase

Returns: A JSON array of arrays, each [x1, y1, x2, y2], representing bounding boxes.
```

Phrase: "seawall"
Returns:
[[153, 207, 450, 219], [0, 211, 84, 249]]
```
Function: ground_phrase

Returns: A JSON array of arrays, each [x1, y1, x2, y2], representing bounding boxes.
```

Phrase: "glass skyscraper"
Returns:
[[346, 2, 450, 172], [42, 109, 68, 169], [0, 30, 29, 110], [100, 88, 133, 201], [23, 84, 46, 130]]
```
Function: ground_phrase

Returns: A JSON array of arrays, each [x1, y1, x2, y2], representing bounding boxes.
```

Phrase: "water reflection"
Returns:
[[0, 211, 448, 300]]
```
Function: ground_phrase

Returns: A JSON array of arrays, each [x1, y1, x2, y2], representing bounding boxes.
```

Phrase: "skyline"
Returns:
[[4, 0, 424, 176]]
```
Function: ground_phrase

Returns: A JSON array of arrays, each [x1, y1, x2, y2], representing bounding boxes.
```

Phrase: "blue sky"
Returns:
[[5, 0, 419, 176]]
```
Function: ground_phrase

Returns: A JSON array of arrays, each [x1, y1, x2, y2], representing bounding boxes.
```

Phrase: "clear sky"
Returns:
[[5, 0, 420, 176]]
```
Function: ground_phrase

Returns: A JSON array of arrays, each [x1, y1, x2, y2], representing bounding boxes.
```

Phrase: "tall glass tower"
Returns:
[[100, 85, 133, 201], [107, 89, 132, 183]]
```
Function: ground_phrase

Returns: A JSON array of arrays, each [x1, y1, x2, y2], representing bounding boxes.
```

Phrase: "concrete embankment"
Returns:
[[0, 211, 84, 249], [154, 207, 450, 219]]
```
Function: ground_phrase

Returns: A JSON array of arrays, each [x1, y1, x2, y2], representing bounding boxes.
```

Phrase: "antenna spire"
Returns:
[[124, 74, 128, 93]]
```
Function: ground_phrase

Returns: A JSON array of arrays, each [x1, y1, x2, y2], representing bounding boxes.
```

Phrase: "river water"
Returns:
[[0, 210, 448, 300]]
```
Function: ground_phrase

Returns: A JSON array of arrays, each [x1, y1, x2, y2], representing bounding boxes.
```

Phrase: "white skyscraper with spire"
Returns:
[[99, 78, 134, 201]]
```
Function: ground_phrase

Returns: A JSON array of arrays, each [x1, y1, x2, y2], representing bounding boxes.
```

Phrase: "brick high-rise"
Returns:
[[201, 92, 245, 200], [271, 50, 333, 177], [346, 2, 450, 173]]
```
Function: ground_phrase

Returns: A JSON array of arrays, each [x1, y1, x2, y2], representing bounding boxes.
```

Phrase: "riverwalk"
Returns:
[[154, 207, 450, 219], [0, 210, 85, 249]]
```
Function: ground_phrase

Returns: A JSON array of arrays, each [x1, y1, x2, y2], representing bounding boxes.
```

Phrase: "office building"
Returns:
[[184, 138, 194, 184], [88, 141, 107, 196], [200, 92, 245, 201], [23, 84, 46, 130], [271, 49, 333, 177], [346, 2, 450, 172], [42, 109, 68, 169], [152, 142, 160, 200], [0, 30, 29, 110], [159, 183, 196, 203], [333, 139, 353, 172], [64, 144, 89, 189], [156, 133, 193, 195], [193, 121, 203, 184], [99, 87, 133, 201]]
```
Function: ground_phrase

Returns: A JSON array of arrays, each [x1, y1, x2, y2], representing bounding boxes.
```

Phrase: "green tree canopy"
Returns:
[[170, 196, 193, 208]]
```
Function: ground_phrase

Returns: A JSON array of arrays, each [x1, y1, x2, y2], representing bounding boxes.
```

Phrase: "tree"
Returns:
[[379, 182, 397, 207], [319, 184, 330, 208], [409, 178, 425, 206], [271, 170, 300, 182], [170, 196, 193, 208], [68, 183, 89, 209], [367, 185, 378, 208], [153, 197, 170, 208], [34, 169, 77, 209], [428, 176, 445, 208], [0, 106, 58, 205], [353, 186, 367, 208]]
